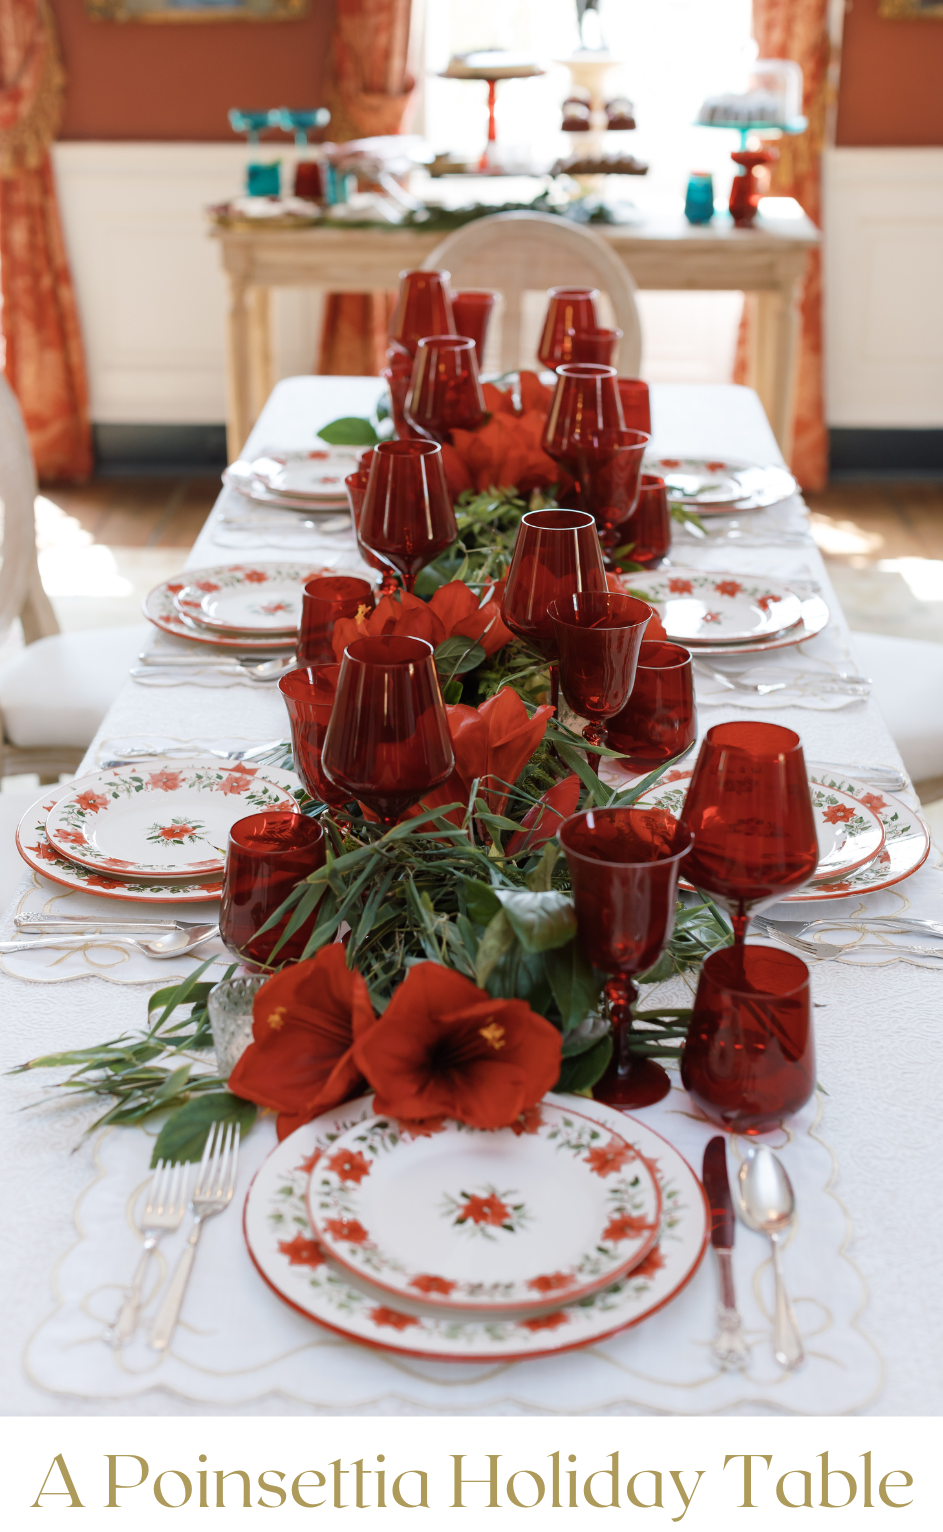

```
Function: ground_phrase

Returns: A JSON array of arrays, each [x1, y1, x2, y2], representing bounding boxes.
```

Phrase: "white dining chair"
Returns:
[[0, 374, 148, 785], [851, 630, 943, 786], [424, 211, 643, 377]]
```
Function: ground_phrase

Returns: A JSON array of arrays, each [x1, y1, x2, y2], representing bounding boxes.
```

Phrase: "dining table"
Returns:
[[2, 376, 940, 1419]]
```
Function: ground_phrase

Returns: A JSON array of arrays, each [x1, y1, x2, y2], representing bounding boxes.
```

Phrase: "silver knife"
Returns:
[[15, 915, 205, 934], [703, 1136, 751, 1370]]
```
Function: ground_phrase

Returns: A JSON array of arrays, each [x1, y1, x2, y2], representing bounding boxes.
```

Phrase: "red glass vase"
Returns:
[[578, 431, 650, 559], [219, 810, 326, 971], [537, 287, 600, 371], [321, 635, 455, 827], [388, 269, 456, 356], [570, 327, 622, 366], [278, 664, 351, 811], [612, 473, 671, 570], [680, 722, 819, 942], [298, 575, 374, 667], [543, 364, 626, 471], [405, 335, 487, 444], [616, 377, 652, 435], [548, 590, 652, 764], [560, 806, 694, 1108], [681, 944, 814, 1132], [606, 639, 697, 773], [452, 289, 499, 369], [359, 438, 458, 595]]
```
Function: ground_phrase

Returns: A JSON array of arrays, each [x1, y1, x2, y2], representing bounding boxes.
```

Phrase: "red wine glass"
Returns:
[[345, 459, 386, 576], [220, 810, 326, 971], [537, 287, 600, 371], [278, 664, 352, 812], [359, 438, 458, 595], [501, 508, 607, 712], [543, 363, 626, 471], [320, 635, 455, 828], [405, 335, 487, 443], [681, 945, 814, 1132], [617, 474, 671, 570], [388, 269, 456, 356], [559, 806, 694, 1108], [578, 431, 650, 560], [570, 327, 622, 366], [298, 575, 374, 666], [616, 377, 652, 435], [606, 639, 697, 774], [452, 289, 499, 369], [680, 722, 819, 944], [548, 590, 652, 768]]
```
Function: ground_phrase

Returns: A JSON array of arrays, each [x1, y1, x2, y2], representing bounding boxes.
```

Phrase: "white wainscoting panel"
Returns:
[[823, 148, 943, 428]]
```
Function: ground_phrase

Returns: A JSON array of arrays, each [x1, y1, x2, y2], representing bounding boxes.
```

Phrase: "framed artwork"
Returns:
[[86, 0, 308, 21], [878, 0, 943, 16]]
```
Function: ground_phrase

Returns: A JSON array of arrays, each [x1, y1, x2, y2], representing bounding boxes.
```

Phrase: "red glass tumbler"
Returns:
[[298, 575, 375, 666], [680, 722, 819, 943], [321, 635, 455, 827], [501, 508, 607, 710], [681, 944, 814, 1132], [616, 378, 652, 435], [278, 664, 349, 810], [578, 431, 650, 559], [543, 364, 626, 470], [560, 806, 694, 1108], [606, 640, 697, 773], [388, 269, 456, 356], [405, 335, 487, 443], [548, 591, 652, 765], [452, 289, 499, 369], [359, 438, 458, 595], [612, 473, 671, 570], [537, 287, 600, 371], [570, 327, 622, 366], [219, 810, 326, 971]]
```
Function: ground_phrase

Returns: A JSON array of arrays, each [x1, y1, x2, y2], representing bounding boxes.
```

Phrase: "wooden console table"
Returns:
[[210, 202, 819, 459]]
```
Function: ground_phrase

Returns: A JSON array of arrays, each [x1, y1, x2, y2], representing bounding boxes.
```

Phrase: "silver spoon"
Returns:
[[0, 925, 219, 959], [736, 1145, 804, 1370]]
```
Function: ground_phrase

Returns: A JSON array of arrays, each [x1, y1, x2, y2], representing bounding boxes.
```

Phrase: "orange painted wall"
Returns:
[[49, 0, 334, 141], [836, 0, 943, 146]]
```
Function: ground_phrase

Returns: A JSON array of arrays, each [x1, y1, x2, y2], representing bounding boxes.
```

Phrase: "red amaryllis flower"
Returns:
[[504, 773, 580, 857], [353, 962, 561, 1130], [417, 686, 555, 826], [439, 372, 568, 499], [331, 583, 511, 664], [227, 945, 377, 1140]]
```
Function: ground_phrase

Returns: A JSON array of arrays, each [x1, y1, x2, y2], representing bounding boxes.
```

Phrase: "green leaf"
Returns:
[[524, 840, 560, 892], [544, 939, 603, 1029], [443, 679, 464, 704], [474, 908, 517, 988], [316, 416, 379, 446], [496, 889, 576, 953], [555, 1033, 613, 1094], [434, 637, 486, 677], [460, 877, 502, 926], [150, 1092, 257, 1167]]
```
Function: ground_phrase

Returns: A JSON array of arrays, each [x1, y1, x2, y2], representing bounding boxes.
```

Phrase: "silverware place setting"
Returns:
[[110, 1159, 189, 1346], [752, 916, 943, 963], [0, 924, 219, 960], [703, 1136, 751, 1371], [150, 1122, 240, 1352], [694, 661, 872, 698], [737, 1146, 804, 1371]]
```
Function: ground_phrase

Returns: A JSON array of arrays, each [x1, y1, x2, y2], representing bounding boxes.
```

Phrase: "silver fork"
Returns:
[[761, 915, 943, 942], [150, 1122, 240, 1351], [693, 662, 871, 696], [752, 917, 943, 962], [111, 1160, 188, 1346]]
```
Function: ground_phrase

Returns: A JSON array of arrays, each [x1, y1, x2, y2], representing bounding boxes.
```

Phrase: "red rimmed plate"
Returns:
[[144, 562, 337, 650]]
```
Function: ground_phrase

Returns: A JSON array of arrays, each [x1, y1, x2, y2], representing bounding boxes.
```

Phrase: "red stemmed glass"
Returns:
[[606, 640, 697, 773], [359, 438, 458, 595], [219, 810, 326, 971], [452, 289, 499, 369], [578, 431, 650, 560], [570, 327, 622, 366], [298, 575, 374, 666], [381, 347, 416, 440], [537, 287, 600, 371], [543, 364, 626, 471], [501, 508, 607, 711], [279, 664, 349, 810], [321, 635, 455, 828], [405, 335, 487, 444], [680, 722, 819, 944], [559, 806, 694, 1108], [345, 453, 386, 575], [616, 378, 652, 435], [681, 945, 814, 1132], [388, 269, 456, 357], [610, 473, 671, 571], [548, 591, 652, 768]]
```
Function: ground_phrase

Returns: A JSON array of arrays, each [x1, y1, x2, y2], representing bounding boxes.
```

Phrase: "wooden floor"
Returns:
[[50, 475, 219, 548]]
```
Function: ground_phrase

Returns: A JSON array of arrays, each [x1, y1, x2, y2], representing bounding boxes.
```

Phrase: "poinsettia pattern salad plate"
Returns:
[[244, 1093, 708, 1362], [619, 569, 830, 657], [306, 1106, 661, 1313], [144, 563, 336, 649], [645, 457, 797, 513], [619, 570, 803, 646], [222, 467, 347, 513], [173, 573, 310, 636], [251, 447, 364, 500], [43, 759, 299, 879]]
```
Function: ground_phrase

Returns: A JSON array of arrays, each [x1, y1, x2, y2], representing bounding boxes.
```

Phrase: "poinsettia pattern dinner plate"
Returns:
[[44, 759, 299, 879], [618, 569, 830, 657], [618, 570, 803, 646], [144, 563, 337, 649], [645, 456, 797, 514], [222, 467, 347, 513], [173, 572, 309, 636], [251, 447, 364, 500], [306, 1106, 661, 1313], [243, 1093, 708, 1363]]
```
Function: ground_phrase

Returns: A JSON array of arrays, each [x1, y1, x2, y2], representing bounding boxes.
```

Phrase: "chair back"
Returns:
[[423, 211, 642, 376], [0, 374, 57, 648]]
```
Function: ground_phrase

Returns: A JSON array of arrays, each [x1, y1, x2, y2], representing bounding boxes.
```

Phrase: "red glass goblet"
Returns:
[[611, 473, 671, 571], [681, 945, 814, 1132], [452, 289, 499, 369], [388, 269, 456, 356], [543, 364, 626, 470], [559, 806, 694, 1108], [578, 431, 650, 560], [537, 287, 600, 371], [298, 575, 374, 666], [680, 722, 819, 944], [405, 335, 487, 444], [606, 640, 697, 774], [570, 327, 622, 366], [219, 810, 326, 971], [501, 508, 607, 711], [616, 377, 652, 435], [359, 438, 458, 595], [345, 469, 386, 577], [548, 591, 652, 767], [278, 663, 350, 810], [321, 635, 455, 828]]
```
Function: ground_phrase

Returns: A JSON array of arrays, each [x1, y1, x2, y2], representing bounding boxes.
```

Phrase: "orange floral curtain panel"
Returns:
[[734, 0, 830, 490], [317, 0, 415, 377], [0, 0, 91, 482]]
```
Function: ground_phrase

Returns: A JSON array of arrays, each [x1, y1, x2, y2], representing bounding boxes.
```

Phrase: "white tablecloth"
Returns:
[[2, 380, 941, 1416]]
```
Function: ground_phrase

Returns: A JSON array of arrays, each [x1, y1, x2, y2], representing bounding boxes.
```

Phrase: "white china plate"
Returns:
[[144, 563, 336, 650], [618, 568, 830, 656], [222, 468, 348, 513], [44, 759, 299, 879], [173, 574, 308, 636], [645, 456, 798, 514], [619, 570, 803, 646], [243, 1093, 708, 1363], [251, 447, 364, 500], [306, 1106, 661, 1314]]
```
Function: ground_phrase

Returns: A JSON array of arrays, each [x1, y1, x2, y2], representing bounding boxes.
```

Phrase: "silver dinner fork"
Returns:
[[111, 1160, 188, 1346], [150, 1122, 240, 1351], [752, 916, 943, 963]]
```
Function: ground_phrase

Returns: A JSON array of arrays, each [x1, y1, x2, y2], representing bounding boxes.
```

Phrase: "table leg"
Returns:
[[754, 281, 802, 459], [248, 286, 274, 425], [226, 274, 252, 462]]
